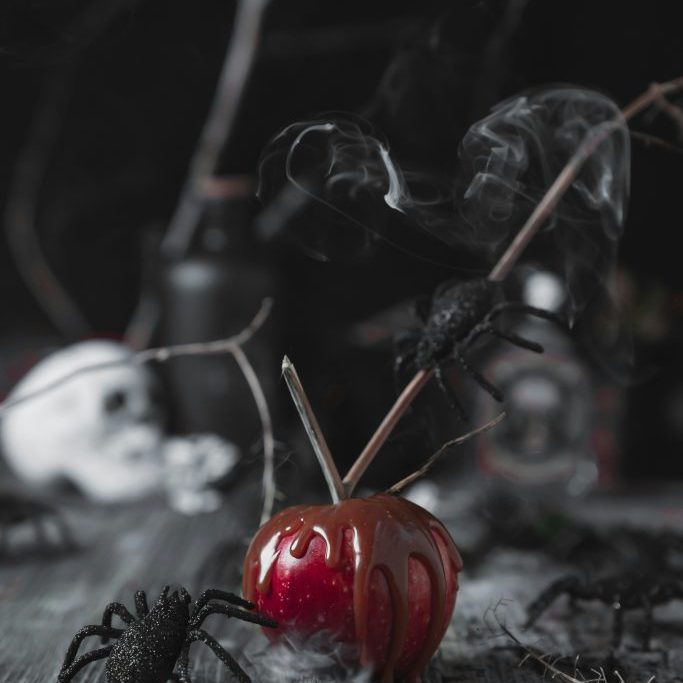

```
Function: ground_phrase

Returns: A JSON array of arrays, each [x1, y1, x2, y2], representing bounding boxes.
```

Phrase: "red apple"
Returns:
[[243, 493, 463, 683]]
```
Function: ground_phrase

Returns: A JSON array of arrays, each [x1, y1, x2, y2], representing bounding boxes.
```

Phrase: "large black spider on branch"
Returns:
[[394, 277, 561, 420], [57, 585, 277, 683]]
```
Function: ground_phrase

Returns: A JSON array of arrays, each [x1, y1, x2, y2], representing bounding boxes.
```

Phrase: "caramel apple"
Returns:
[[240, 357, 476, 682], [243, 494, 462, 682]]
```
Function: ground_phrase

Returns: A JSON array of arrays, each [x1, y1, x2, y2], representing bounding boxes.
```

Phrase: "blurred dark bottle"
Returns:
[[469, 271, 622, 496], [160, 176, 282, 455]]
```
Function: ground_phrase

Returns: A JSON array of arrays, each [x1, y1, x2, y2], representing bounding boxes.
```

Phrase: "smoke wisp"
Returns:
[[257, 86, 629, 326]]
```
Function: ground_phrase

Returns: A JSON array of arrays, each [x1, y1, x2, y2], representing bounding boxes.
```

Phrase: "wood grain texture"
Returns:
[[1, 485, 681, 682]]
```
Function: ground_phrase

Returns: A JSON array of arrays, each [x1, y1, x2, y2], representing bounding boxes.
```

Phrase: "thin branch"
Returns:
[[387, 412, 506, 494], [0, 298, 272, 414], [343, 368, 432, 496], [230, 345, 275, 525], [126, 0, 272, 350], [281, 356, 345, 503], [489, 76, 683, 282], [161, 0, 271, 258], [135, 298, 273, 363], [4, 66, 91, 339], [655, 93, 683, 137], [630, 130, 683, 156], [4, 0, 146, 341]]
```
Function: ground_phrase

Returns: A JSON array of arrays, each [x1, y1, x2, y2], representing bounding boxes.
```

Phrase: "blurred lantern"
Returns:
[[472, 271, 621, 495]]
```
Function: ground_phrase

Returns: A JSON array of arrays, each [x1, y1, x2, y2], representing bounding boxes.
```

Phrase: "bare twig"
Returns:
[[387, 412, 506, 494], [4, 66, 91, 339], [0, 299, 272, 413], [161, 0, 271, 258], [630, 130, 683, 156], [281, 356, 346, 503], [343, 76, 683, 495], [126, 0, 272, 349], [4, 0, 146, 341], [230, 345, 275, 524], [489, 76, 683, 282], [655, 93, 683, 137]]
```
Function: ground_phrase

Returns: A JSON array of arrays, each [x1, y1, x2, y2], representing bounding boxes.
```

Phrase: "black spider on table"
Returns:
[[394, 277, 560, 419], [57, 585, 277, 683], [524, 572, 683, 651], [0, 489, 75, 558]]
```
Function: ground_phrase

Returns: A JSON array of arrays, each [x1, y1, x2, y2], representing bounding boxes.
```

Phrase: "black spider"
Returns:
[[0, 490, 74, 558], [57, 585, 278, 683], [524, 573, 683, 651], [394, 277, 560, 419]]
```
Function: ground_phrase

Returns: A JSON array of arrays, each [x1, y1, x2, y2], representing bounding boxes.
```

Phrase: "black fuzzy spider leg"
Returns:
[[462, 320, 544, 354], [176, 642, 193, 683], [524, 576, 582, 628], [135, 590, 149, 617], [60, 625, 122, 670], [490, 328, 544, 353], [185, 629, 251, 683], [57, 645, 112, 683], [100, 602, 136, 643], [453, 351, 504, 402], [434, 365, 469, 422], [191, 589, 253, 619], [190, 602, 278, 630], [487, 302, 565, 326]]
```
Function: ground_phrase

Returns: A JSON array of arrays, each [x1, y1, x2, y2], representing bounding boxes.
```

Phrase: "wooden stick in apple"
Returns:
[[281, 355, 346, 503], [342, 76, 683, 496]]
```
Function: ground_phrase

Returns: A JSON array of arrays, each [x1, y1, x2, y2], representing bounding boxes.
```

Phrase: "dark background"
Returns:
[[1, 0, 682, 483]]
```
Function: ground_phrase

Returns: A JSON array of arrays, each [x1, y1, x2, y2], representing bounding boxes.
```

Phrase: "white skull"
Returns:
[[1, 340, 165, 502]]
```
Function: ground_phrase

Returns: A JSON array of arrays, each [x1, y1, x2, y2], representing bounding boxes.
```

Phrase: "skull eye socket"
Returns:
[[104, 390, 127, 414]]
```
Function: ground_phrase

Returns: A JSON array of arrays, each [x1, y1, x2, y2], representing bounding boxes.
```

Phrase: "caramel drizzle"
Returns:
[[244, 494, 462, 683]]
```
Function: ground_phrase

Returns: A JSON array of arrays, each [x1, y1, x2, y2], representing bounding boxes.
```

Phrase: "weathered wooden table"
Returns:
[[2, 482, 682, 682]]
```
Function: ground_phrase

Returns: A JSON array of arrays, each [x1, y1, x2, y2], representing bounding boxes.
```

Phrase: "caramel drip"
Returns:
[[243, 494, 463, 682]]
